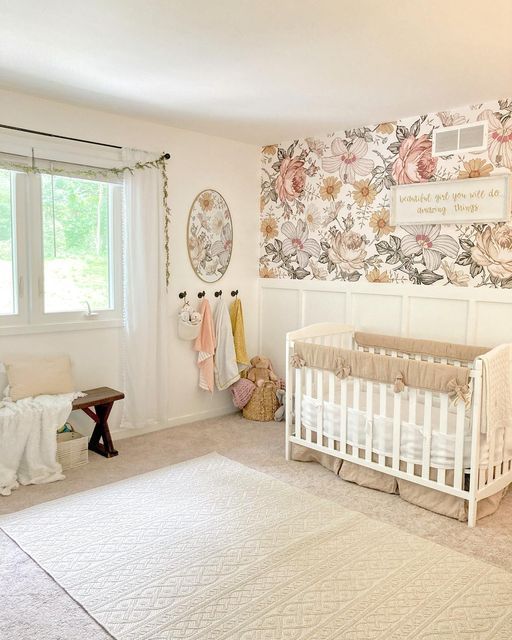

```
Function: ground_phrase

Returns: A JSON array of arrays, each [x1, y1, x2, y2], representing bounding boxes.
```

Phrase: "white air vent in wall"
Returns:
[[432, 121, 488, 157]]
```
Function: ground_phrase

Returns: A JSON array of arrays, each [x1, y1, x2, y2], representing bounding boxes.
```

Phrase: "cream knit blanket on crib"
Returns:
[[479, 345, 512, 441]]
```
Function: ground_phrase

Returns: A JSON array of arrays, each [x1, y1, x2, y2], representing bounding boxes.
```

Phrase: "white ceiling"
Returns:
[[1, 0, 511, 145]]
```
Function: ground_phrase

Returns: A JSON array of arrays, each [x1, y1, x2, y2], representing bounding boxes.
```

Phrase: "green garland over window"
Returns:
[[2, 153, 172, 287]]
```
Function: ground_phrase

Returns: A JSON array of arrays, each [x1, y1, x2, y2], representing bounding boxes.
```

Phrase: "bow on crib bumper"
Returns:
[[447, 379, 471, 407], [394, 372, 405, 393], [290, 354, 306, 369], [335, 358, 351, 380]]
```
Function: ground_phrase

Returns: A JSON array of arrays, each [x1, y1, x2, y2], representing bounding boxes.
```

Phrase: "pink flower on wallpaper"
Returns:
[[281, 220, 321, 267], [401, 225, 458, 271], [392, 135, 437, 184], [276, 157, 306, 202], [478, 110, 512, 169], [322, 137, 374, 184]]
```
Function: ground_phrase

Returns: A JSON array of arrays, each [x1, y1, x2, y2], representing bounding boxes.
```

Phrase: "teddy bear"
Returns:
[[246, 355, 279, 387]]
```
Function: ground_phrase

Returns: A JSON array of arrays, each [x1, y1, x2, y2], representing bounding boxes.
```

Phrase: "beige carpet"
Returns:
[[2, 414, 512, 640], [2, 452, 512, 640]]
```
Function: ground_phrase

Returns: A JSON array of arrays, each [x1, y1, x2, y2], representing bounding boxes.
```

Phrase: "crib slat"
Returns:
[[328, 372, 335, 449], [378, 380, 387, 467], [454, 400, 466, 489], [407, 387, 417, 475], [377, 347, 387, 463], [294, 367, 302, 440], [437, 393, 448, 485], [305, 368, 313, 443], [339, 377, 348, 455], [353, 377, 361, 459], [421, 390, 433, 480], [392, 392, 401, 470], [365, 381, 373, 462], [316, 369, 324, 447]]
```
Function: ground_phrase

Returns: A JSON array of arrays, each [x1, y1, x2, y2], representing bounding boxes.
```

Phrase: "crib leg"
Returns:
[[467, 498, 477, 528]]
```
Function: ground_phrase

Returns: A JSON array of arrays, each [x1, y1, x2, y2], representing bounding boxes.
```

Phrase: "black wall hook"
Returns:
[[214, 290, 222, 297], [231, 289, 238, 297], [178, 291, 187, 299], [198, 291, 206, 298]]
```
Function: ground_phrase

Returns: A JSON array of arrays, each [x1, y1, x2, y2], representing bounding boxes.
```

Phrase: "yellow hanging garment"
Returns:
[[229, 298, 250, 366]]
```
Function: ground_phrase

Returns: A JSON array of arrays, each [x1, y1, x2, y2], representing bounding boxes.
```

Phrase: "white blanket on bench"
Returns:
[[0, 393, 79, 496]]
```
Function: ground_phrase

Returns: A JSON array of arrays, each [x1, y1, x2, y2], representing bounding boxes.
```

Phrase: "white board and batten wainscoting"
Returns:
[[258, 279, 512, 377]]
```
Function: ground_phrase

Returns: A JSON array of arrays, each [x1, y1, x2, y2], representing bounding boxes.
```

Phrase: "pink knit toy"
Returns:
[[230, 378, 256, 409]]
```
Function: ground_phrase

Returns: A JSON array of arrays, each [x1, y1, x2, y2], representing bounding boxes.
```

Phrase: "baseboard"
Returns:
[[112, 405, 239, 440]]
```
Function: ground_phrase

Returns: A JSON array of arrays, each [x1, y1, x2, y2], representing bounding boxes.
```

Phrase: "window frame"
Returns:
[[0, 132, 124, 334]]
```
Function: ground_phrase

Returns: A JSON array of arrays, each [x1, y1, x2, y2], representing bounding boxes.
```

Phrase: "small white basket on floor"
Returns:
[[57, 426, 88, 470]]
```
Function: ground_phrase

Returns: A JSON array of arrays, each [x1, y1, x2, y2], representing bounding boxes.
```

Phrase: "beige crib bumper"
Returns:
[[354, 332, 489, 363], [293, 341, 471, 397]]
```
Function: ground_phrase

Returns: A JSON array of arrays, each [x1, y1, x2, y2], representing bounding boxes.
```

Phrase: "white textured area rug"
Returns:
[[2, 454, 512, 640]]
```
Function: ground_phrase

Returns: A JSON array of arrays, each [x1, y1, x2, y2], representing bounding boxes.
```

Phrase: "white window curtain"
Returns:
[[121, 149, 169, 429]]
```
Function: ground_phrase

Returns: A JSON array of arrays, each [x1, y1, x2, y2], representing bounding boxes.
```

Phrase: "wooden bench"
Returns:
[[72, 387, 124, 458]]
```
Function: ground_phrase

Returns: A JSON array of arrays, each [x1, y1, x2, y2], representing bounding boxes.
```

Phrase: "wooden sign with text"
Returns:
[[391, 174, 511, 225]]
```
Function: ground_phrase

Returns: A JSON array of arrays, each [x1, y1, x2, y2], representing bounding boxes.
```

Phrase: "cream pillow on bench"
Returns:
[[4, 356, 75, 401]]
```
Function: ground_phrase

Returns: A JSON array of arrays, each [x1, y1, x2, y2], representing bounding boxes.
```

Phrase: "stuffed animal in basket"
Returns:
[[274, 388, 286, 421], [246, 355, 279, 388]]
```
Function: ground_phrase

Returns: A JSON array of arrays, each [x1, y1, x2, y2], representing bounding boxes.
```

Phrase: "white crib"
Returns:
[[285, 323, 512, 527]]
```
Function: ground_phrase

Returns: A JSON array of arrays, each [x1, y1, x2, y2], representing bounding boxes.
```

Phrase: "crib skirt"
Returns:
[[291, 443, 508, 522]]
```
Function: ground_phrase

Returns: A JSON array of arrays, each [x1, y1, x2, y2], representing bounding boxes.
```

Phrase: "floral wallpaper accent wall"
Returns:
[[259, 99, 512, 287]]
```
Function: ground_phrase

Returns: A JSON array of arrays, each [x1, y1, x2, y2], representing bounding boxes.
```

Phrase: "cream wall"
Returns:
[[0, 89, 260, 435]]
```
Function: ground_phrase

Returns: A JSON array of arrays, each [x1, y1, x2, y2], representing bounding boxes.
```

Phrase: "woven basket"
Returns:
[[57, 428, 88, 470], [243, 382, 279, 422]]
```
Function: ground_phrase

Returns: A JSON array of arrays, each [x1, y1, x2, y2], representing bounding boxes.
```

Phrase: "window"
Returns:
[[0, 170, 16, 316], [0, 139, 123, 331], [41, 174, 113, 313]]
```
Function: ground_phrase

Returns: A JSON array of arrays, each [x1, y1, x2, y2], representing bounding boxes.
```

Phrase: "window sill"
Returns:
[[0, 318, 123, 337]]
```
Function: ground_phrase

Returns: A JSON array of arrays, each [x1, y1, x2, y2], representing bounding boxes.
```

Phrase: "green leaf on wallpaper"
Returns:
[[387, 142, 401, 154], [410, 119, 422, 137], [375, 240, 391, 255], [501, 276, 512, 289], [416, 270, 444, 285], [469, 262, 484, 278], [459, 238, 474, 252], [455, 252, 472, 266], [389, 236, 401, 250], [347, 271, 361, 282], [385, 252, 401, 265], [395, 125, 409, 142], [287, 142, 297, 157], [294, 268, 310, 280]]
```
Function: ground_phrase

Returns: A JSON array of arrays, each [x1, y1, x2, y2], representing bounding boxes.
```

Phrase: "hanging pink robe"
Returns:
[[194, 299, 216, 393]]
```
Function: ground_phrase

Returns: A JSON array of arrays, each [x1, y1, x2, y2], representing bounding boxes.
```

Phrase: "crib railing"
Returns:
[[284, 323, 512, 527]]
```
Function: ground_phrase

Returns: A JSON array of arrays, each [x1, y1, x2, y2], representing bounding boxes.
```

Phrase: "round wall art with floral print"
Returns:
[[187, 189, 233, 282]]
